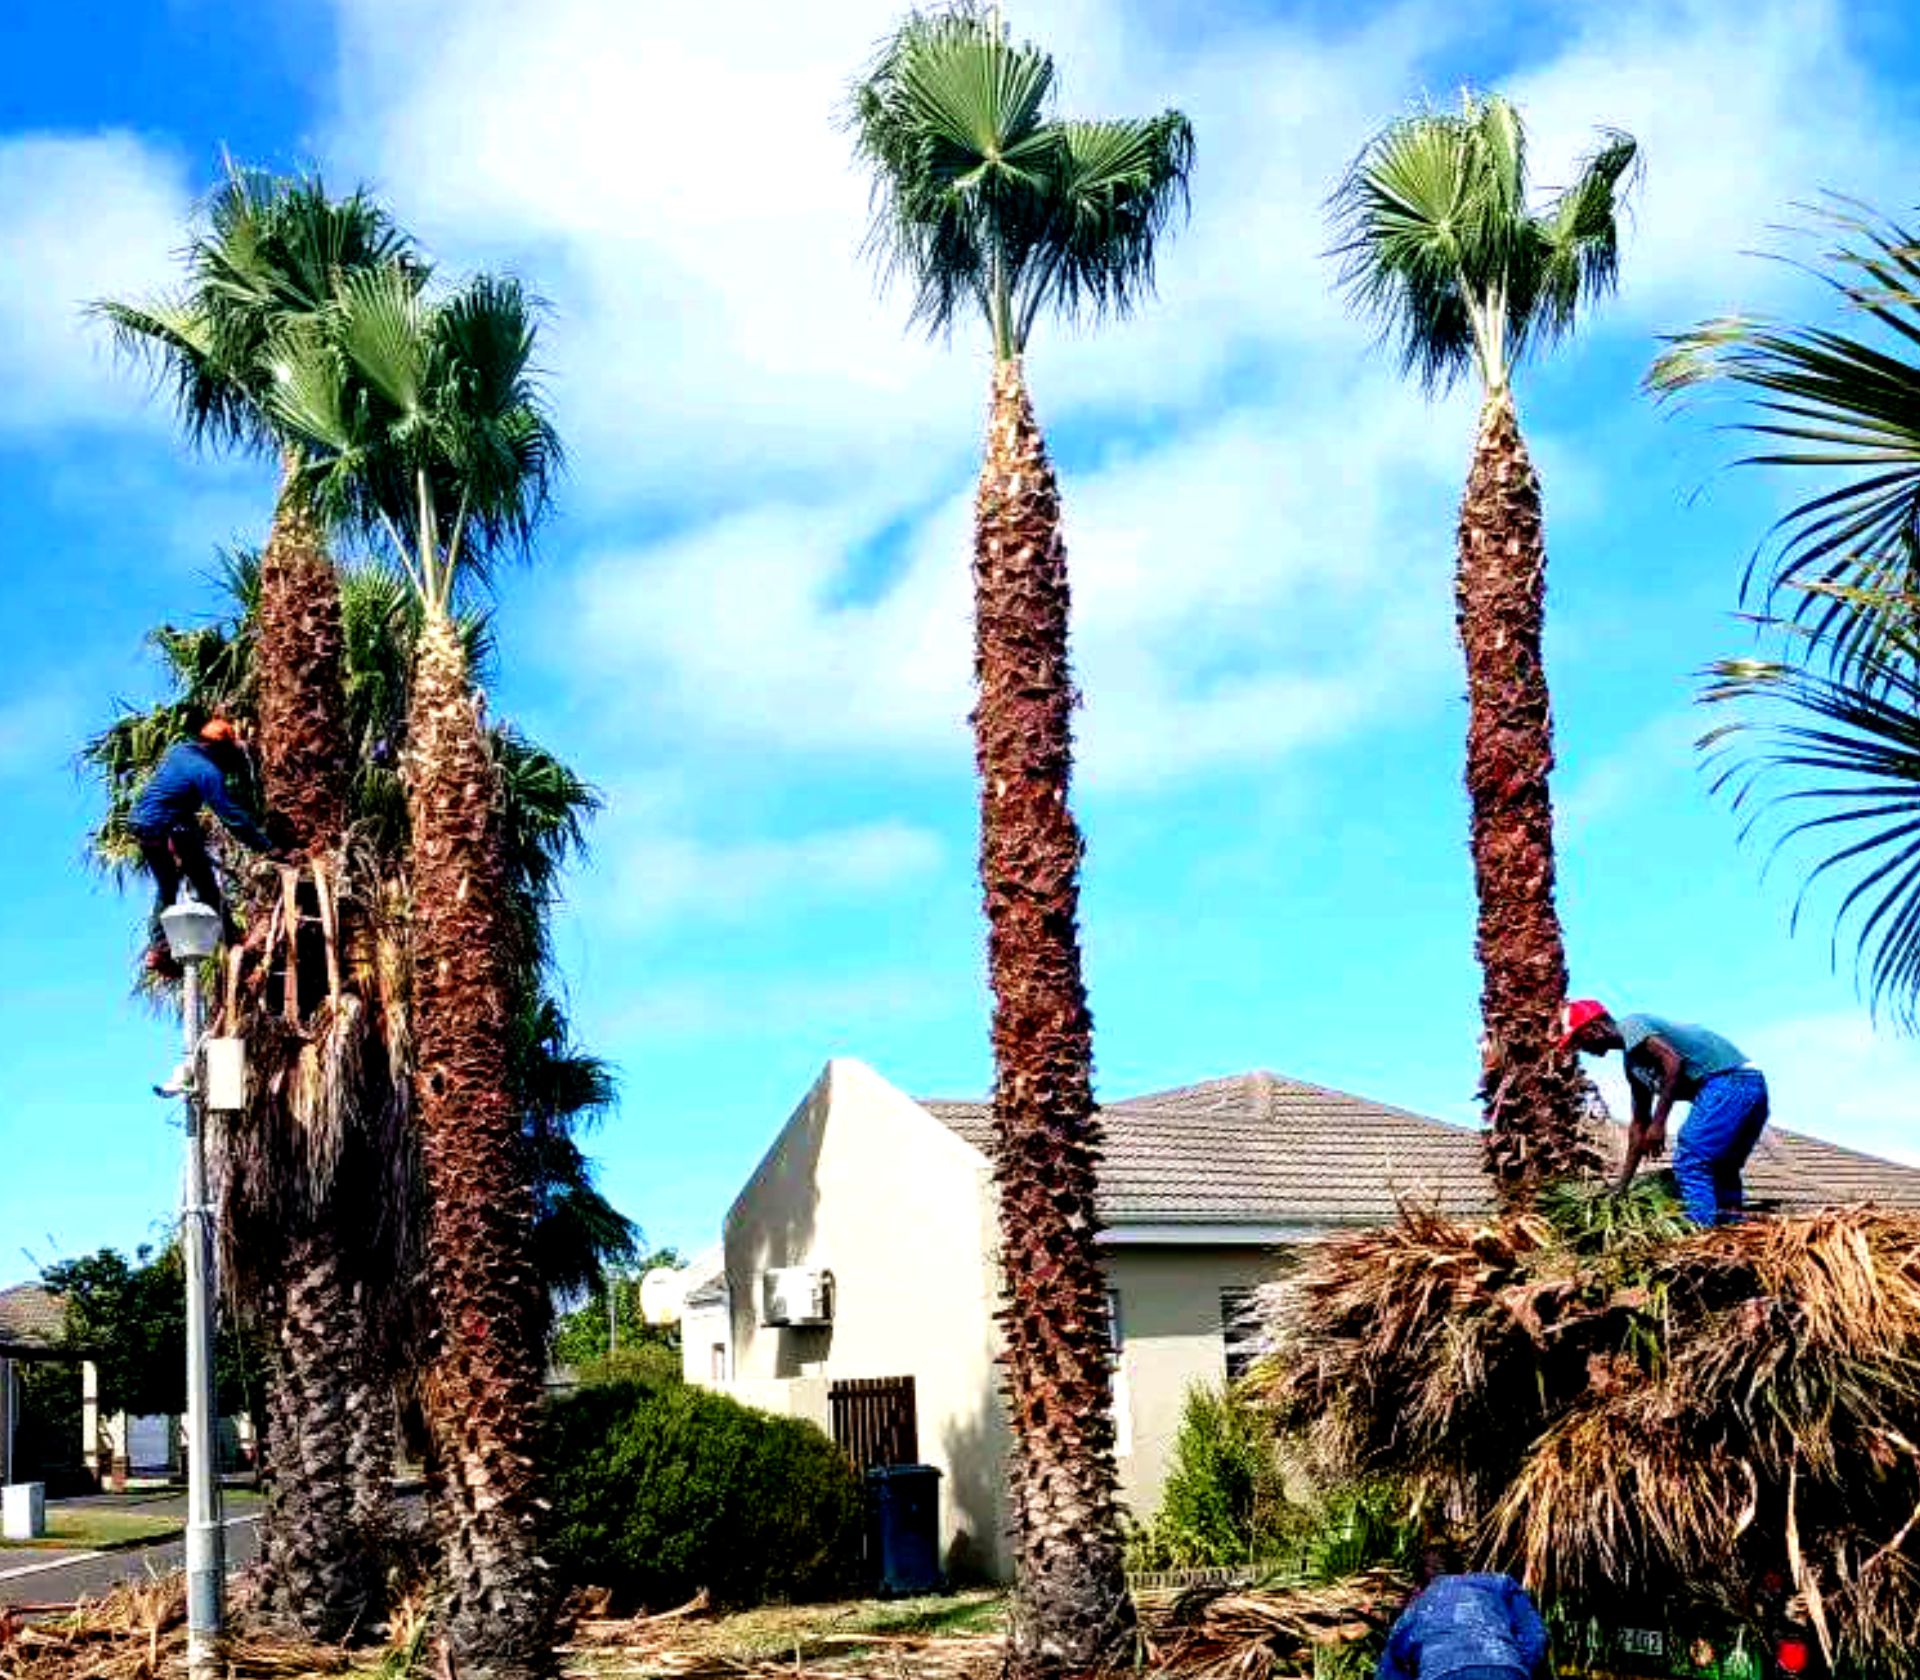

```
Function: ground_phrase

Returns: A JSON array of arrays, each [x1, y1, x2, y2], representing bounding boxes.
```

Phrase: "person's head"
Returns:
[[1559, 997, 1622, 1057], [197, 715, 250, 773], [1420, 1541, 1463, 1585]]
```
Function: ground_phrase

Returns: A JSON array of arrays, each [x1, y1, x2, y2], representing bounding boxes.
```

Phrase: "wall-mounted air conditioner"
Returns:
[[760, 1266, 832, 1327]]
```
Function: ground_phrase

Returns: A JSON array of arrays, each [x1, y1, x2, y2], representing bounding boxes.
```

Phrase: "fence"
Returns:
[[828, 1375, 917, 1473]]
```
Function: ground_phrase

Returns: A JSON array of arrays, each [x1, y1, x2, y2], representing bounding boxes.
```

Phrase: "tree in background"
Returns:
[[1330, 93, 1636, 1193], [850, 8, 1192, 1669], [549, 1245, 684, 1377]]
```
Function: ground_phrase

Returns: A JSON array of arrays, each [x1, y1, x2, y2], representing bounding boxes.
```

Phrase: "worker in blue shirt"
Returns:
[[1560, 998, 1770, 1227], [129, 718, 288, 973], [1376, 1552, 1551, 1680]]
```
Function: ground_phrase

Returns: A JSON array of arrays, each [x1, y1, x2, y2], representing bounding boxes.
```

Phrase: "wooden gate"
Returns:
[[829, 1375, 918, 1472]]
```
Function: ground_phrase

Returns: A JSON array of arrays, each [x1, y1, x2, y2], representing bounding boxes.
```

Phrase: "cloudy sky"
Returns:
[[5, 0, 1920, 1271]]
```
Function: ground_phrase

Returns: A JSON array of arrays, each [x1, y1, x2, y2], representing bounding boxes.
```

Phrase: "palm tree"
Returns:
[[97, 171, 418, 1637], [1329, 93, 1636, 1192], [84, 552, 630, 1606], [261, 265, 560, 1676], [1648, 204, 1920, 682], [849, 10, 1192, 1671]]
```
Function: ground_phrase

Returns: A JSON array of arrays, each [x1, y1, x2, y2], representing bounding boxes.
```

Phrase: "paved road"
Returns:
[[0, 1512, 260, 1608]]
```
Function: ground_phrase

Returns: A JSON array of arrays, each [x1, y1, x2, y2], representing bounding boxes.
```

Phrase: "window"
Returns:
[[709, 1343, 727, 1383], [1221, 1288, 1262, 1384]]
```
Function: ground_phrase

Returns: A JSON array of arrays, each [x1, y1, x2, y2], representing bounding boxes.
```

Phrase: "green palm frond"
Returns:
[[1649, 207, 1920, 680], [850, 2, 1192, 357], [1701, 617, 1920, 1028], [95, 164, 419, 458], [1331, 91, 1637, 393]]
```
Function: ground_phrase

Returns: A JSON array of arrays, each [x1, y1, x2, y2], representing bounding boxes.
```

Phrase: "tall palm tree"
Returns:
[[262, 265, 560, 1677], [1330, 93, 1636, 1192], [84, 553, 629, 1610], [97, 170, 418, 1636], [1648, 204, 1920, 683], [849, 10, 1192, 1671]]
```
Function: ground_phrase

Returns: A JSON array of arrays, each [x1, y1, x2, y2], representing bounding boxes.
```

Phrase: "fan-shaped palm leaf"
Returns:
[[1648, 204, 1920, 680]]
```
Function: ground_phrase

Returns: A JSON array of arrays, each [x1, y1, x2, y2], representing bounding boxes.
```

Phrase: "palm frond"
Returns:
[[1648, 207, 1920, 678], [1527, 131, 1638, 349], [1701, 621, 1920, 1028]]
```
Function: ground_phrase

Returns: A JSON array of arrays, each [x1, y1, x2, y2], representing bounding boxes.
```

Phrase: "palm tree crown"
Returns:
[[1330, 91, 1637, 394], [97, 166, 417, 453], [266, 266, 559, 613], [850, 3, 1193, 360]]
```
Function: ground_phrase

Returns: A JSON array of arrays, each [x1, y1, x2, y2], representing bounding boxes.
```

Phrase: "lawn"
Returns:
[[0, 1490, 260, 1553]]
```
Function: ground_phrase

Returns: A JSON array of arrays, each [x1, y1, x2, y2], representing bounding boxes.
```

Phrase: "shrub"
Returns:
[[1128, 1383, 1290, 1570], [570, 1341, 684, 1389], [544, 1376, 864, 1610]]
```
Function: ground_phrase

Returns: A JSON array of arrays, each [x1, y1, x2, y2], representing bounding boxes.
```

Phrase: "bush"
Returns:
[[544, 1376, 865, 1610], [570, 1342, 684, 1389], [1128, 1383, 1291, 1570]]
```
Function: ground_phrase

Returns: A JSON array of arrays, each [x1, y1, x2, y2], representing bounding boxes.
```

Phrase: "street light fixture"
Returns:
[[160, 897, 226, 1680]]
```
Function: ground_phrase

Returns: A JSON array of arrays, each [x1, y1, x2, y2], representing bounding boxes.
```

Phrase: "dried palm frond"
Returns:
[[1257, 1200, 1920, 1673]]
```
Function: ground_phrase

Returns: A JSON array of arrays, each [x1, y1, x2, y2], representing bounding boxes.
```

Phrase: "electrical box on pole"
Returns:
[[203, 1039, 246, 1111]]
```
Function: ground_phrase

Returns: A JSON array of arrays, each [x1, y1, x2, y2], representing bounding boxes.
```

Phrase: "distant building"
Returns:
[[687, 1058, 1920, 1581]]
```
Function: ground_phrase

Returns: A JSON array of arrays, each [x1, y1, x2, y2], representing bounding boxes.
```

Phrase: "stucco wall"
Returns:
[[1101, 1245, 1287, 1521], [722, 1060, 1010, 1580]]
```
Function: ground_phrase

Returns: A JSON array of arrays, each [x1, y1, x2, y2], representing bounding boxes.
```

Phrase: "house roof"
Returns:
[[922, 1070, 1920, 1229], [0, 1284, 69, 1355]]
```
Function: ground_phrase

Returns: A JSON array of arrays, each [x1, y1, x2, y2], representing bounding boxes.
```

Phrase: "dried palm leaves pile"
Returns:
[[1138, 1572, 1409, 1680], [1254, 1186, 1920, 1674], [0, 1578, 351, 1680]]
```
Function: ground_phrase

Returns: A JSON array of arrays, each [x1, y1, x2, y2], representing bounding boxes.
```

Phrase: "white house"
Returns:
[[685, 1058, 1920, 1582]]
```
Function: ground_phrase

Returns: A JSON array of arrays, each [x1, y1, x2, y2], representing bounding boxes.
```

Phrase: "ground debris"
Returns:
[[1138, 1572, 1407, 1680]]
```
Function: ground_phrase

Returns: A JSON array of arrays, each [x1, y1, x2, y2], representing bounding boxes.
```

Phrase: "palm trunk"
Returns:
[[256, 485, 350, 852], [973, 359, 1134, 1677], [406, 613, 549, 1678], [244, 484, 387, 1636], [257, 1235, 375, 1639], [1458, 391, 1595, 1190]]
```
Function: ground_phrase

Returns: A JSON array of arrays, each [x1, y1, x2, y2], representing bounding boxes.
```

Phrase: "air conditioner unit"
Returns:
[[760, 1266, 832, 1328]]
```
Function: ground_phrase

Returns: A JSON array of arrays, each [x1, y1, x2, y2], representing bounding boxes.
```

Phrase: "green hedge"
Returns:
[[544, 1377, 865, 1610]]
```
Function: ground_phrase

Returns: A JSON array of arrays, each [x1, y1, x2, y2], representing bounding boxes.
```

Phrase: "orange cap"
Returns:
[[199, 717, 243, 745]]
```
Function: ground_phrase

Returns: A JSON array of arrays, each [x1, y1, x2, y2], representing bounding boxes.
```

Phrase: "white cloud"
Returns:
[[1560, 709, 1705, 838], [0, 133, 194, 433], [591, 818, 944, 932]]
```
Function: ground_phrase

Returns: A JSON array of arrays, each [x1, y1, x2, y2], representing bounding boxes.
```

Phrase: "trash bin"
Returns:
[[866, 1464, 944, 1596]]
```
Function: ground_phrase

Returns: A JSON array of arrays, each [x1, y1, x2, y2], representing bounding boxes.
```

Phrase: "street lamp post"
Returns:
[[159, 899, 226, 1680]]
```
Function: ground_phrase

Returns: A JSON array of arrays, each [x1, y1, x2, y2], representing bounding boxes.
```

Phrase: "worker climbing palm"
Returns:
[[130, 718, 289, 975]]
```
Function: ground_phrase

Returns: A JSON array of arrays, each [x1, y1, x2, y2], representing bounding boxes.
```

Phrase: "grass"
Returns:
[[0, 1489, 260, 1552]]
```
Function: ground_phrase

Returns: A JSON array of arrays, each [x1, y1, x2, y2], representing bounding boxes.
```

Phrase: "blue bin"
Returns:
[[866, 1463, 944, 1596]]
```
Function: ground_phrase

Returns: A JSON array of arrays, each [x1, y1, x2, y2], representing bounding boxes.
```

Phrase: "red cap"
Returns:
[[1558, 998, 1609, 1053]]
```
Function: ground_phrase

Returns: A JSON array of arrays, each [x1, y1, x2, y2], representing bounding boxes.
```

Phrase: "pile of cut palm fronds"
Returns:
[[1140, 1571, 1409, 1680], [1255, 1185, 1920, 1674]]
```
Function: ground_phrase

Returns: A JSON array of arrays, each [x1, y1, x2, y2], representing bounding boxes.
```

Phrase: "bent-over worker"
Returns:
[[1560, 999, 1770, 1227]]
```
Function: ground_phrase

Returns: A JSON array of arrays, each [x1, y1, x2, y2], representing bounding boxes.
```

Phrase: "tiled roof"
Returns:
[[0, 1284, 68, 1353], [921, 1071, 1920, 1228]]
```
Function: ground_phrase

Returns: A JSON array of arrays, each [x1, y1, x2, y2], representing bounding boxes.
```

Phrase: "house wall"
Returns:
[[722, 1060, 1010, 1580], [1102, 1245, 1288, 1521]]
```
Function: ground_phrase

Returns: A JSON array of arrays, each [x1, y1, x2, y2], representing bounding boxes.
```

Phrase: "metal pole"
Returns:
[[608, 1270, 618, 1356], [181, 958, 224, 1678]]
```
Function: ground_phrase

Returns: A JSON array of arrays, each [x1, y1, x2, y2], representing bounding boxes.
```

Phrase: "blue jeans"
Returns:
[[1673, 1068, 1769, 1226]]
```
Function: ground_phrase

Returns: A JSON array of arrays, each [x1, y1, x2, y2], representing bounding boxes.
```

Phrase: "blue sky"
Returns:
[[6, 0, 1920, 1275]]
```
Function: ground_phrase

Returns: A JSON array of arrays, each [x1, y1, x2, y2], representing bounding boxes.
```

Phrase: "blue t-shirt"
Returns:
[[129, 741, 273, 853], [1375, 1573, 1550, 1680], [1618, 1013, 1748, 1099]]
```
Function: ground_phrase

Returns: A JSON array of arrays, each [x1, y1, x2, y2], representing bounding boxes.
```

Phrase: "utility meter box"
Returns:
[[203, 1038, 247, 1111], [2, 1482, 45, 1541]]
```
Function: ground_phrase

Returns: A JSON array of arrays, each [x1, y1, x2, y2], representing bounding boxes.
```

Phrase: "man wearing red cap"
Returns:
[[1560, 1000, 1769, 1226], [128, 717, 290, 975]]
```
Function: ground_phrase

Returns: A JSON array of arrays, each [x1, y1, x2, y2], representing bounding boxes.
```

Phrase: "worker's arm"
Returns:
[[193, 759, 275, 854], [1615, 1077, 1656, 1195], [1640, 1034, 1686, 1154]]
